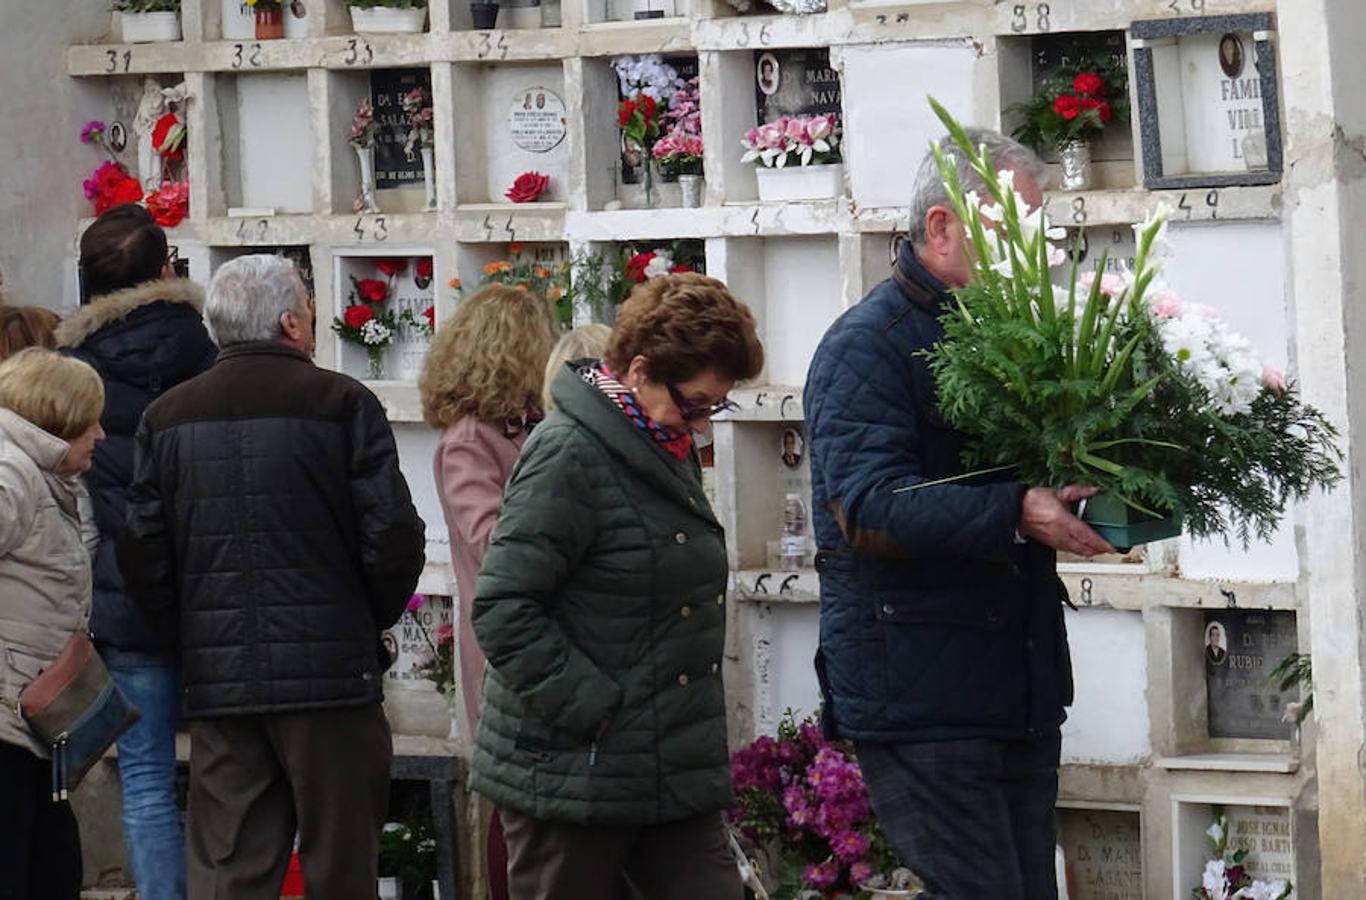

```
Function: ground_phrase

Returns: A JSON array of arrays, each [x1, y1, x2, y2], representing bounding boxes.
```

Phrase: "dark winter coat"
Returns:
[[804, 244, 1073, 744], [469, 364, 732, 825], [57, 279, 217, 652], [117, 342, 426, 718]]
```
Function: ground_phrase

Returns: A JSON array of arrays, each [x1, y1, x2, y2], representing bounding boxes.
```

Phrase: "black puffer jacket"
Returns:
[[57, 279, 218, 652], [117, 342, 426, 717]]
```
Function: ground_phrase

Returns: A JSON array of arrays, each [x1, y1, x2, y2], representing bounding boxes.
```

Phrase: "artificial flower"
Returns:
[[1081, 96, 1114, 123], [448, 276, 462, 290], [626, 252, 655, 283], [1072, 71, 1105, 97], [1262, 365, 1288, 393], [80, 120, 106, 145], [375, 258, 407, 279], [356, 278, 389, 304], [422, 305, 435, 331], [83, 162, 144, 215], [483, 261, 512, 276], [415, 258, 433, 280], [508, 242, 525, 255], [151, 113, 186, 161], [343, 305, 374, 329], [505, 171, 549, 203], [406, 594, 425, 612], [145, 180, 189, 228], [1052, 94, 1081, 120]]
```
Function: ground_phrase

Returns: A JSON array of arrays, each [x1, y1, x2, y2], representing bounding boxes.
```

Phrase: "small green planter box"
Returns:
[[1080, 490, 1182, 552]]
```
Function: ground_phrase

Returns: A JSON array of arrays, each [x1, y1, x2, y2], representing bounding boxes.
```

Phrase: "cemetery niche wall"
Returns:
[[67, 0, 1318, 897]]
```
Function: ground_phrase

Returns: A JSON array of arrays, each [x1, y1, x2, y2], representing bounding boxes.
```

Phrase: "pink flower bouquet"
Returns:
[[740, 114, 842, 169]]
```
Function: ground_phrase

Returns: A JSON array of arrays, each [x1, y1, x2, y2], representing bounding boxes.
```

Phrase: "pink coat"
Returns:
[[433, 417, 528, 733]]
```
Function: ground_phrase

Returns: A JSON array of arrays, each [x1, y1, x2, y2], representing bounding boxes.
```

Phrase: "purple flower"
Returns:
[[406, 594, 425, 612], [832, 829, 871, 863], [803, 859, 841, 889], [81, 120, 106, 144], [849, 859, 875, 886]]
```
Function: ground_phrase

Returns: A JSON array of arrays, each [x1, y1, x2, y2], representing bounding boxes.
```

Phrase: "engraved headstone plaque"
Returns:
[[754, 48, 842, 124], [1224, 805, 1295, 884], [509, 87, 567, 154], [1205, 609, 1296, 740], [371, 68, 432, 190], [1058, 809, 1143, 900]]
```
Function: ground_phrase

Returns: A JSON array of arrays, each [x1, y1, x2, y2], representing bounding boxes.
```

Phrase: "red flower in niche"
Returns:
[[625, 252, 655, 283], [374, 258, 407, 279], [356, 278, 389, 303], [415, 258, 433, 280], [422, 305, 435, 330], [505, 171, 550, 203], [344, 305, 374, 329], [151, 113, 186, 161], [1081, 97, 1114, 123], [146, 181, 189, 228], [1052, 94, 1082, 121], [1072, 71, 1105, 98]]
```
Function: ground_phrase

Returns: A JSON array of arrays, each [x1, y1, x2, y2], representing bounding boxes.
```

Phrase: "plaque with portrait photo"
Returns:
[[754, 48, 842, 125], [1205, 609, 1296, 740], [370, 68, 432, 190], [1218, 33, 1245, 79], [780, 426, 805, 470]]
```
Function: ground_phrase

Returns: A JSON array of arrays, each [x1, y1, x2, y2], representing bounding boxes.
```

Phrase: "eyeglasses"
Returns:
[[666, 382, 738, 422]]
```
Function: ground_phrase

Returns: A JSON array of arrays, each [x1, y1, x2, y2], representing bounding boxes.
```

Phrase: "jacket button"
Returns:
[[680, 606, 691, 618], [882, 604, 895, 616], [677, 674, 689, 686], [675, 531, 688, 544]]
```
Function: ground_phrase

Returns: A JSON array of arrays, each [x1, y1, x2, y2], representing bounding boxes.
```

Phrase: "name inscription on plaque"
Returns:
[[1059, 809, 1143, 900]]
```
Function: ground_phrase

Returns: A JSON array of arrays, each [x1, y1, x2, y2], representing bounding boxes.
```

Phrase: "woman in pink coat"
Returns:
[[419, 283, 557, 736]]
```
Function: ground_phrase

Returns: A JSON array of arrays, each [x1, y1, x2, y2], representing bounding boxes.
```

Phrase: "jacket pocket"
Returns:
[[872, 587, 1009, 631]]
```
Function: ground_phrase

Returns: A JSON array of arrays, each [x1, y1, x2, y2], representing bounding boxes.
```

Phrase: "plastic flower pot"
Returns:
[[1080, 490, 1182, 553], [349, 5, 429, 33], [470, 1, 500, 28], [120, 11, 181, 42], [754, 162, 844, 202], [255, 5, 285, 39]]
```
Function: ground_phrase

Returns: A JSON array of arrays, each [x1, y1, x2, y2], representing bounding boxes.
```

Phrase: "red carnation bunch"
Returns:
[[83, 162, 144, 215], [374, 258, 407, 279], [505, 171, 549, 203], [415, 258, 433, 281], [145, 181, 189, 228], [356, 278, 389, 304], [152, 113, 186, 162], [1008, 58, 1127, 151]]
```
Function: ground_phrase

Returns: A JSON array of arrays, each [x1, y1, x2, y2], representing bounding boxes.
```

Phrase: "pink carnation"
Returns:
[[1079, 270, 1127, 297], [1261, 364, 1287, 393], [1147, 291, 1183, 318], [406, 594, 425, 612]]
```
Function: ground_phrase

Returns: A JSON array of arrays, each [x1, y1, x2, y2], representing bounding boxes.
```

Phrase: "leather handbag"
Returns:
[[17, 630, 140, 799]]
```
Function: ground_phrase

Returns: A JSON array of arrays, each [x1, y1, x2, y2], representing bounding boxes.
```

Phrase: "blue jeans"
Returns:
[[103, 648, 186, 900]]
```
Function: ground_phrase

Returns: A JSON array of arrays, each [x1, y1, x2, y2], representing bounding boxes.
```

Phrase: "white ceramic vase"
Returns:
[[120, 11, 181, 43], [349, 5, 428, 32], [754, 162, 844, 202], [355, 144, 380, 213], [420, 147, 436, 210]]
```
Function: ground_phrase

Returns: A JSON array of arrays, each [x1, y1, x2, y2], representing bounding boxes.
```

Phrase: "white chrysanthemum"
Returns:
[[1237, 880, 1289, 900], [1202, 859, 1229, 900], [361, 319, 391, 346]]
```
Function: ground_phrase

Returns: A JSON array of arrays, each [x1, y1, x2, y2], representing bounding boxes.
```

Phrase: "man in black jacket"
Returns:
[[805, 130, 1112, 900], [60, 203, 218, 900], [118, 254, 425, 900]]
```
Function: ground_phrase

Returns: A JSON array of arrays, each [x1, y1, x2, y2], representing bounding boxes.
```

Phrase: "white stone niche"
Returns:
[[451, 61, 569, 206], [997, 30, 1137, 191], [214, 71, 314, 215], [328, 67, 438, 216], [1172, 800, 1296, 898], [332, 247, 437, 384], [583, 0, 689, 26]]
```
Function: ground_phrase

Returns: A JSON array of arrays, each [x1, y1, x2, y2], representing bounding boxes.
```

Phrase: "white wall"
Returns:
[[1061, 607, 1151, 765], [760, 236, 842, 386], [0, 6, 114, 312]]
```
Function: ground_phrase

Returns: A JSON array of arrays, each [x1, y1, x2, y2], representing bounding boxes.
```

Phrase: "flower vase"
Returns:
[[355, 144, 380, 213], [1058, 140, 1091, 191], [754, 163, 844, 202], [349, 4, 428, 32], [366, 346, 385, 380], [420, 147, 436, 210], [120, 11, 181, 42], [1080, 490, 1182, 553], [377, 876, 401, 900], [679, 173, 703, 208], [255, 5, 285, 39]]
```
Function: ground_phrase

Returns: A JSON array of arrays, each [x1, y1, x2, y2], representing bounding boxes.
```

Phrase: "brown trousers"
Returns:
[[186, 704, 392, 900], [500, 808, 743, 900]]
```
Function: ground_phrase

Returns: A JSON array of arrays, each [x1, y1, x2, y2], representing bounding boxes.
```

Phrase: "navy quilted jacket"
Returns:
[[56, 279, 218, 652], [804, 244, 1073, 744]]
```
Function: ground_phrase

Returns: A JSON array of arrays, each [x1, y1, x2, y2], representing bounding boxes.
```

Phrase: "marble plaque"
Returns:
[[1224, 805, 1296, 884], [382, 595, 453, 688], [509, 87, 566, 153], [1205, 609, 1296, 740], [754, 48, 842, 124], [1059, 809, 1143, 900], [371, 68, 431, 190]]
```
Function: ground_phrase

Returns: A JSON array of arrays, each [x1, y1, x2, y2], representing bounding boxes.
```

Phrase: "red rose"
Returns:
[[641, 94, 656, 118], [422, 305, 435, 330], [670, 264, 692, 274], [626, 252, 654, 283], [1052, 94, 1082, 121], [375, 258, 406, 279], [416, 258, 433, 280], [1080, 97, 1114, 123], [146, 181, 189, 228], [151, 113, 186, 162], [618, 99, 637, 127], [1072, 72, 1105, 98], [344, 305, 374, 329], [356, 278, 389, 303], [505, 171, 550, 203]]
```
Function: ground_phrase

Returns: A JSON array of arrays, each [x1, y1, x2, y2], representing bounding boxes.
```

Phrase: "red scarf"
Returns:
[[584, 363, 693, 460]]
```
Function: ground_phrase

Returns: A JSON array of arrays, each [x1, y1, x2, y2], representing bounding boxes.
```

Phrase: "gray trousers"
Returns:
[[855, 729, 1062, 900], [500, 808, 742, 900], [186, 704, 392, 900]]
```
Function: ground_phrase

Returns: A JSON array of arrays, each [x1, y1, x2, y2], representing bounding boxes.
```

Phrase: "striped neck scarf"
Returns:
[[584, 362, 693, 460]]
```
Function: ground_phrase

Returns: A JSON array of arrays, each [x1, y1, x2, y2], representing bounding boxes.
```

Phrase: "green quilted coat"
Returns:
[[469, 363, 733, 824]]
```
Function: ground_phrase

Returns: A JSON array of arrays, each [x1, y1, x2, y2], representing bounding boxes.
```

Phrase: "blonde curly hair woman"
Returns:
[[419, 283, 556, 735]]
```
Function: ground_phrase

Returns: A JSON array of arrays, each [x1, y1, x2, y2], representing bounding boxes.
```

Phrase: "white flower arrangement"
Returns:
[[611, 54, 684, 104]]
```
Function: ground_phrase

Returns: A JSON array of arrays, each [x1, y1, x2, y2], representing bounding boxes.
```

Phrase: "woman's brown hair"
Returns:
[[0, 306, 61, 359], [604, 273, 764, 385], [419, 283, 556, 428]]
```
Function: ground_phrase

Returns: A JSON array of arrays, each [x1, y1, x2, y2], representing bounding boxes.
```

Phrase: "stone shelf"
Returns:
[[1058, 572, 1298, 612], [731, 567, 820, 603], [714, 386, 805, 422], [1156, 752, 1299, 774]]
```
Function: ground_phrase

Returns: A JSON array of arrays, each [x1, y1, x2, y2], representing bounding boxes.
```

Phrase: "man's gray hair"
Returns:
[[205, 254, 307, 346], [906, 128, 1046, 248]]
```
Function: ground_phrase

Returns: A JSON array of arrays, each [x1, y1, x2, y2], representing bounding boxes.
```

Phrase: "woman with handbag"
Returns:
[[0, 348, 107, 900]]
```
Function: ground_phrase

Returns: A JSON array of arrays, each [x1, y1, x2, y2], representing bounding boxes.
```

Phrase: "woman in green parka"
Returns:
[[470, 273, 765, 900]]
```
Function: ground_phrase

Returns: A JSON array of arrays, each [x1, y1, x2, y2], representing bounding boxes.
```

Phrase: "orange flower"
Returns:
[[448, 277, 462, 289], [508, 242, 525, 255], [483, 261, 512, 276], [533, 266, 549, 279], [547, 287, 564, 300]]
